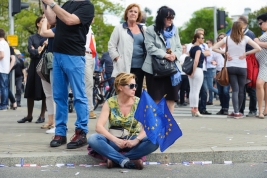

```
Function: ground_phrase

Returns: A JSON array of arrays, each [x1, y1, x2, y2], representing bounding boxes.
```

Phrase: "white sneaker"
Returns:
[[46, 127, 55, 134]]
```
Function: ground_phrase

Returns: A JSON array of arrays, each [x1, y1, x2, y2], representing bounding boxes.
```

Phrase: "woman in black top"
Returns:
[[188, 33, 205, 117], [17, 16, 47, 124]]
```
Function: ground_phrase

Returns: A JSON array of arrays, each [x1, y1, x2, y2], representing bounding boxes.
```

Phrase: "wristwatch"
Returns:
[[49, 2, 56, 9]]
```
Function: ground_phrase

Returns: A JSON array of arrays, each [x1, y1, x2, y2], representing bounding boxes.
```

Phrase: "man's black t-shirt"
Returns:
[[53, 1, 94, 56], [14, 58, 25, 77]]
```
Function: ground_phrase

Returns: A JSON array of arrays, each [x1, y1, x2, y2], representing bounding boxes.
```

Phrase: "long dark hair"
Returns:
[[154, 6, 175, 33], [35, 16, 43, 30]]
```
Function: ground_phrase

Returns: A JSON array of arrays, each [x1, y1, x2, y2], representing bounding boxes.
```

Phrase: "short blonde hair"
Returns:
[[123, 3, 142, 23], [114, 73, 136, 94]]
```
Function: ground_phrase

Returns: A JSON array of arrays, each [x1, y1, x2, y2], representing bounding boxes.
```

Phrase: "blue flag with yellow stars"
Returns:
[[157, 97, 183, 152], [134, 90, 163, 144]]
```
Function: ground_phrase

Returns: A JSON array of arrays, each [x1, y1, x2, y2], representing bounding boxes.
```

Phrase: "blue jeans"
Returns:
[[53, 52, 89, 136], [105, 72, 114, 90], [216, 72, 230, 109], [88, 133, 159, 167], [0, 73, 9, 107], [240, 84, 257, 113], [207, 68, 218, 102], [199, 71, 208, 112]]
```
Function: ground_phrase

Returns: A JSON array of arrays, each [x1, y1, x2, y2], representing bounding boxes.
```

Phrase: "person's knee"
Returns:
[[88, 133, 102, 145]]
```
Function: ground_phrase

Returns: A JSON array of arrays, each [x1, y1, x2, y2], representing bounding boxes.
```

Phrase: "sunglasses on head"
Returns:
[[124, 83, 138, 89]]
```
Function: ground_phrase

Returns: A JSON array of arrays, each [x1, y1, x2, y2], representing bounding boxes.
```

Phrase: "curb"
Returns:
[[1, 148, 267, 166]]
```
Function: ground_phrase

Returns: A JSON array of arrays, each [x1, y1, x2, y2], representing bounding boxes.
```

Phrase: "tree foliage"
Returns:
[[90, 0, 123, 55], [179, 8, 232, 44], [248, 6, 267, 37], [0, 0, 122, 57]]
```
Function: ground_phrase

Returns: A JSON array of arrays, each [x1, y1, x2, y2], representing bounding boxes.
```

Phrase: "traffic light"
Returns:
[[12, 0, 29, 16], [217, 10, 226, 30]]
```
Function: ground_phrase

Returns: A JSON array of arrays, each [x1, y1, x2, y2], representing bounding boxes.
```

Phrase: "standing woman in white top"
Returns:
[[213, 21, 261, 119]]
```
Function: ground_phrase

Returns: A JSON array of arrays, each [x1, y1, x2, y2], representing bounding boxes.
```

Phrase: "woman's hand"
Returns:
[[188, 73, 194, 78], [114, 138, 127, 149], [38, 46, 43, 54], [239, 53, 246, 60], [164, 54, 176, 61], [125, 139, 139, 148], [211, 60, 217, 65], [254, 38, 260, 44], [43, 40, 48, 46], [226, 52, 232, 61]]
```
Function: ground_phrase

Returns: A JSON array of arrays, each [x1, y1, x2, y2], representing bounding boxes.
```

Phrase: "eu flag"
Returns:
[[135, 91, 183, 152], [134, 90, 163, 144], [157, 97, 183, 152]]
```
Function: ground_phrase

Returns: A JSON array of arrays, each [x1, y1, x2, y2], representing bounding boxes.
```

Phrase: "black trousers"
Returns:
[[130, 68, 145, 98]]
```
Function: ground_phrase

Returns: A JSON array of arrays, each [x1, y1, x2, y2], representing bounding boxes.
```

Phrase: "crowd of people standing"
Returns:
[[1, 0, 267, 170]]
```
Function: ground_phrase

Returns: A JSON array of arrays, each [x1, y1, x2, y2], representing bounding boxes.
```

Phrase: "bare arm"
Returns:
[[190, 50, 201, 77], [42, 3, 56, 25], [10, 55, 15, 72], [203, 49, 210, 56], [40, 18, 55, 38], [212, 40, 225, 54], [42, 0, 81, 26], [0, 51, 4, 60], [246, 38, 261, 55], [95, 102, 127, 148], [22, 69, 27, 83], [253, 38, 267, 49]]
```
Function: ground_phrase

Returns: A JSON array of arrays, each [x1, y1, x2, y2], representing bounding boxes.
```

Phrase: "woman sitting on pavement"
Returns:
[[88, 72, 159, 170]]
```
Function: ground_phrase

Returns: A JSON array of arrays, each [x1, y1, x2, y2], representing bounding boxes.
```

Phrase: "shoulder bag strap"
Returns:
[[223, 37, 228, 67]]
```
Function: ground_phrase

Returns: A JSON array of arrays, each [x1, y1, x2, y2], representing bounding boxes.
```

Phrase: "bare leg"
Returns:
[[256, 79, 265, 117], [264, 83, 267, 114], [166, 100, 175, 114]]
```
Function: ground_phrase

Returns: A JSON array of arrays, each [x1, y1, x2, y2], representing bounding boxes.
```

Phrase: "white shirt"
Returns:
[[224, 36, 249, 68], [0, 40, 10, 74], [178, 53, 188, 75], [85, 27, 96, 53], [212, 48, 225, 71]]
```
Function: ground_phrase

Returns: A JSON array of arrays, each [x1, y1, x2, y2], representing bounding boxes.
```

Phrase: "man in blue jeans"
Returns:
[[206, 39, 218, 105], [43, 0, 94, 149], [0, 29, 10, 111]]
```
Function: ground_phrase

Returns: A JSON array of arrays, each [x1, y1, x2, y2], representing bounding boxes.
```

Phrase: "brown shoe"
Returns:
[[90, 111, 97, 119], [124, 159, 144, 170], [107, 159, 114, 169]]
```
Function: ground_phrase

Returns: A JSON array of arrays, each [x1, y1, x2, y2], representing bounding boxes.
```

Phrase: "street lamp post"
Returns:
[[9, 0, 15, 94], [205, 6, 218, 42]]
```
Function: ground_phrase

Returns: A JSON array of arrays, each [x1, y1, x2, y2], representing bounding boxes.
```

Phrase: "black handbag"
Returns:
[[182, 56, 194, 75], [152, 56, 177, 78], [36, 52, 50, 83]]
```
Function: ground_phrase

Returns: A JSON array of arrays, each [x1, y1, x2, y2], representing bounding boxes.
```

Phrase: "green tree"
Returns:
[[144, 7, 154, 26], [0, 0, 41, 56], [89, 0, 123, 55], [179, 8, 232, 44], [248, 6, 267, 37]]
